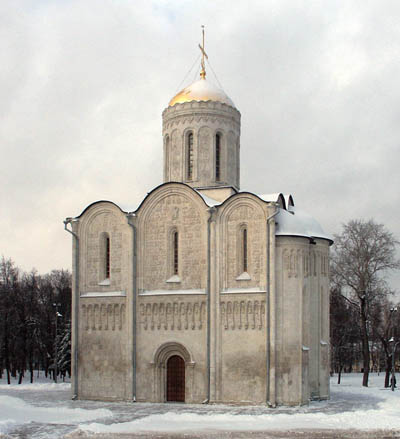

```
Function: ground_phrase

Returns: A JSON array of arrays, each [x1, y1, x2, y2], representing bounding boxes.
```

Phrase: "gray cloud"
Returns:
[[1, 0, 400, 290]]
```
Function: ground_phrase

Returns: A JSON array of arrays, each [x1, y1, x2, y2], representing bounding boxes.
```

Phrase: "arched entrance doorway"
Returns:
[[166, 355, 185, 402], [151, 342, 194, 403]]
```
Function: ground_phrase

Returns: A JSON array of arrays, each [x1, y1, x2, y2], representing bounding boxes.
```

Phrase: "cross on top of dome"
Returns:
[[168, 26, 235, 108]]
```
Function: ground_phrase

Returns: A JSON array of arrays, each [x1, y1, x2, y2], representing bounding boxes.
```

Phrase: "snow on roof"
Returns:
[[257, 193, 287, 209], [275, 206, 333, 243], [258, 193, 282, 203], [74, 190, 330, 245], [194, 190, 222, 207], [117, 202, 136, 213], [169, 79, 235, 108]]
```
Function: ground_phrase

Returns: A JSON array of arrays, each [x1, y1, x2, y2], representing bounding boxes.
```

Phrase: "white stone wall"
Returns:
[[134, 184, 209, 402], [162, 102, 241, 190], [275, 236, 330, 405], [75, 202, 132, 400], [211, 195, 270, 404], [217, 294, 267, 403], [71, 188, 330, 406], [135, 295, 208, 403], [136, 184, 208, 292], [78, 297, 128, 400], [218, 195, 267, 291]]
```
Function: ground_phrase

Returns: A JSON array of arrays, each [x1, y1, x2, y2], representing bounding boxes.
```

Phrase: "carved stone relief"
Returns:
[[220, 300, 265, 330], [170, 130, 181, 181], [81, 303, 125, 331], [142, 193, 204, 291], [224, 202, 264, 289], [227, 131, 236, 183], [320, 253, 329, 277], [283, 248, 300, 278], [302, 251, 310, 278], [313, 251, 317, 276], [198, 126, 212, 181], [140, 301, 205, 331], [163, 114, 240, 132]]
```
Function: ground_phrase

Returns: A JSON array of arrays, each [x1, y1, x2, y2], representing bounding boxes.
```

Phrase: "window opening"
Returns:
[[216, 133, 221, 181], [173, 231, 179, 275], [243, 228, 248, 272], [165, 135, 170, 180], [187, 133, 194, 180], [105, 236, 110, 278]]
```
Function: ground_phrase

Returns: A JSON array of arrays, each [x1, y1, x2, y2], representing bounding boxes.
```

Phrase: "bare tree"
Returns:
[[331, 219, 400, 387], [370, 299, 400, 387], [0, 257, 19, 384], [0, 256, 72, 384], [330, 285, 360, 383]]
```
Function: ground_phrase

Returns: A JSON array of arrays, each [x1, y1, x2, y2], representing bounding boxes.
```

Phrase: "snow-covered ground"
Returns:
[[0, 372, 399, 438]]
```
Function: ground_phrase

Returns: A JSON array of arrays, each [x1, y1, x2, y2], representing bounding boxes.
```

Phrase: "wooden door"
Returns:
[[166, 355, 185, 402]]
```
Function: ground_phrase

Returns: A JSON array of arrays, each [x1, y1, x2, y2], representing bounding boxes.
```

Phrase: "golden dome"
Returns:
[[168, 78, 235, 108]]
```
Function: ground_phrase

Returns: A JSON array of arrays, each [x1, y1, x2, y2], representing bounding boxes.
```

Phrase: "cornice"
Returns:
[[162, 112, 241, 132], [163, 101, 241, 120]]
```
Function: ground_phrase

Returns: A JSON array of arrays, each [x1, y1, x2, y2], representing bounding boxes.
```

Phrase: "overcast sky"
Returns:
[[1, 0, 400, 289]]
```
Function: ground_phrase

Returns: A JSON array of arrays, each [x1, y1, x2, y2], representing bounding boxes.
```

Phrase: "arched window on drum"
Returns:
[[164, 135, 170, 180], [215, 133, 221, 182], [186, 132, 194, 181]]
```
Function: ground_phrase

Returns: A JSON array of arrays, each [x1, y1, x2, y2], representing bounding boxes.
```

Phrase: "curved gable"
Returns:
[[77, 200, 126, 219], [78, 201, 130, 292], [217, 192, 268, 291], [135, 182, 208, 293], [135, 182, 209, 222], [218, 192, 267, 222]]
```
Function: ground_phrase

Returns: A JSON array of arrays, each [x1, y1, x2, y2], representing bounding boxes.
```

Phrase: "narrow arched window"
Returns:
[[105, 236, 110, 278], [99, 232, 111, 283], [187, 132, 194, 180], [164, 135, 170, 181], [242, 228, 248, 272], [215, 133, 221, 181], [173, 231, 179, 275]]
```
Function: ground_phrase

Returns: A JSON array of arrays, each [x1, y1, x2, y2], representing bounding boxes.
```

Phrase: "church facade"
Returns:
[[65, 58, 332, 406]]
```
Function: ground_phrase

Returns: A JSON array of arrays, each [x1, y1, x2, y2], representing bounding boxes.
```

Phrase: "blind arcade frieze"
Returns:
[[221, 300, 265, 330], [140, 301, 206, 331], [81, 303, 126, 331]]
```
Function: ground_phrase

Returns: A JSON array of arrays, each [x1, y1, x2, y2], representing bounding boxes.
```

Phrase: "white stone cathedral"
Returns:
[[65, 42, 332, 406]]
